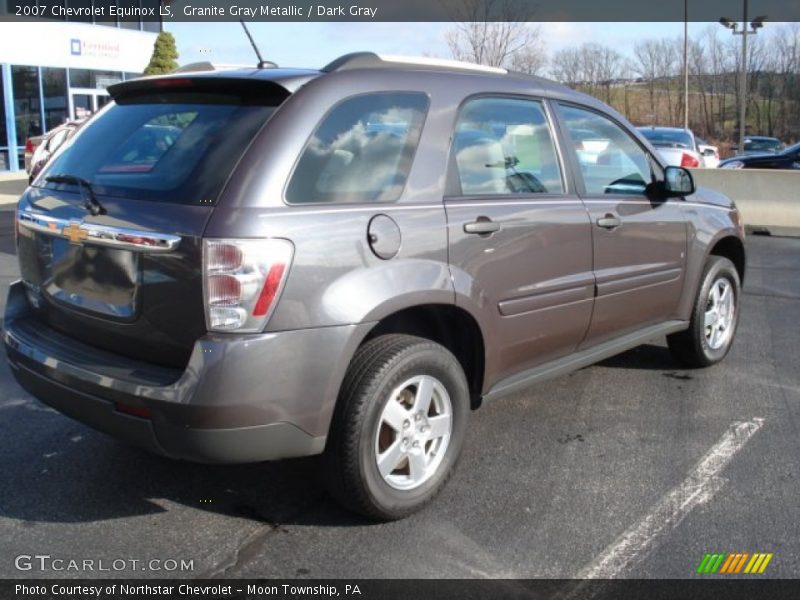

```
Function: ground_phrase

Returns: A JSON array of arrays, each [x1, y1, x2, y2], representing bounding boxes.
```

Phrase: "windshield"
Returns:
[[783, 142, 800, 155], [36, 92, 277, 205], [638, 128, 693, 149]]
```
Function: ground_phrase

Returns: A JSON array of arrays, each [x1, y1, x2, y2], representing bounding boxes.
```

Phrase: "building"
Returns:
[[0, 3, 161, 172]]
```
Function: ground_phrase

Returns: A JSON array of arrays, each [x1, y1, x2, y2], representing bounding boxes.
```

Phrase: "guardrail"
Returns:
[[692, 169, 799, 236]]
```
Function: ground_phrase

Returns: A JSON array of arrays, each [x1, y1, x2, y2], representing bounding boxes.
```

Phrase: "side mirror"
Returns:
[[663, 166, 695, 197]]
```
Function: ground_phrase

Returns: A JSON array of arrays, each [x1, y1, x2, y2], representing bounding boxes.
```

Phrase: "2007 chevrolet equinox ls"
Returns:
[[4, 53, 745, 519]]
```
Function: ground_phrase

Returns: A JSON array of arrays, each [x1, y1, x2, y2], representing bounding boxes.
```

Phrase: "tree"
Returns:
[[510, 45, 548, 76], [444, 0, 544, 70], [633, 39, 661, 122], [144, 32, 179, 76], [550, 43, 626, 105], [550, 47, 582, 87], [655, 38, 680, 126], [594, 44, 626, 105]]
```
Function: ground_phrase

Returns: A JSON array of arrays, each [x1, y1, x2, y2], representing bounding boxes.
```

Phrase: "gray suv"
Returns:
[[4, 53, 745, 519]]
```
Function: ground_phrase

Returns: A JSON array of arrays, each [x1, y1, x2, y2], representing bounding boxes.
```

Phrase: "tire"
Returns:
[[323, 334, 470, 520], [668, 256, 741, 368]]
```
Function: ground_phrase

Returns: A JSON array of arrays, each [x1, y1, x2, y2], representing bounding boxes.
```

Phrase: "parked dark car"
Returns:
[[719, 141, 800, 169], [734, 136, 783, 156], [5, 53, 746, 520]]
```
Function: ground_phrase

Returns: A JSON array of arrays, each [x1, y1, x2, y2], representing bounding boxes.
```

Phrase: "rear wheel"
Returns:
[[668, 256, 741, 367], [324, 334, 469, 520]]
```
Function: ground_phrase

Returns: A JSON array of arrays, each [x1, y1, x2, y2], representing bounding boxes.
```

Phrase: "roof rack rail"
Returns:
[[322, 52, 508, 75]]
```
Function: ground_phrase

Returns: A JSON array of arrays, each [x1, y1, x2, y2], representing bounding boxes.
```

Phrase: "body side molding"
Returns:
[[483, 320, 689, 402]]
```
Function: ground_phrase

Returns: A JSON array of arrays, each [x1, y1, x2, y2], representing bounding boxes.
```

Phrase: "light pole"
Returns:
[[683, 0, 688, 130], [720, 0, 766, 153]]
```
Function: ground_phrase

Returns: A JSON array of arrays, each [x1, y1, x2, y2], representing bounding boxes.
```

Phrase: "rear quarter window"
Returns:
[[285, 92, 429, 204]]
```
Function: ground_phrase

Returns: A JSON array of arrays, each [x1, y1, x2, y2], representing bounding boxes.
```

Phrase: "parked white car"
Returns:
[[696, 137, 720, 168], [637, 126, 704, 168]]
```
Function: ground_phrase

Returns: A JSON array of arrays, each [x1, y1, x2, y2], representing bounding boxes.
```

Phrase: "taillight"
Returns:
[[680, 152, 700, 168], [153, 78, 194, 88], [203, 239, 293, 332], [25, 139, 34, 154]]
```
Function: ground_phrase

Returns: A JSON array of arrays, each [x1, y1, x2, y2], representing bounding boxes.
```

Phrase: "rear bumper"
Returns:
[[3, 281, 371, 463]]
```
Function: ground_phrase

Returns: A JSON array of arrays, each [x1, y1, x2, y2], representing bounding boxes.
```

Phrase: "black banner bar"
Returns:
[[2, 0, 800, 23], [4, 579, 800, 600]]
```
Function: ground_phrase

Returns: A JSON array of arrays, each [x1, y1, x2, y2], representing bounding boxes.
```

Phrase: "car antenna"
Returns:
[[239, 21, 277, 69]]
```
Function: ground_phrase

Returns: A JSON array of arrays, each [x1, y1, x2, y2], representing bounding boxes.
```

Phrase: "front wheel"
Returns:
[[668, 256, 741, 367], [323, 334, 470, 520]]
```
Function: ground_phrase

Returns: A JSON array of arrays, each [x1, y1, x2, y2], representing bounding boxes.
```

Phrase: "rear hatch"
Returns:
[[16, 75, 294, 369]]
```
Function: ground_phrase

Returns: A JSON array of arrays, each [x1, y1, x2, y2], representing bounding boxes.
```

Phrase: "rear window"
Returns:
[[638, 128, 693, 149], [36, 91, 277, 205], [743, 138, 781, 152], [286, 92, 429, 204]]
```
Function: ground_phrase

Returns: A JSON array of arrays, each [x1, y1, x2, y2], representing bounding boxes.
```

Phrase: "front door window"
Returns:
[[558, 104, 654, 195]]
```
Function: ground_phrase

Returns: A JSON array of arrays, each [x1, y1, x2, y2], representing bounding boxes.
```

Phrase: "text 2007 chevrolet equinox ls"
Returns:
[[4, 54, 745, 519]]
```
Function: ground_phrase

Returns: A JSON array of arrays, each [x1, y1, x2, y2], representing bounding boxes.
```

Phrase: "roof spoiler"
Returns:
[[322, 52, 507, 74], [107, 75, 293, 103]]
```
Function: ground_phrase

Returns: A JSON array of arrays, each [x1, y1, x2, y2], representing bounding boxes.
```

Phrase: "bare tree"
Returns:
[[633, 39, 661, 122], [549, 47, 583, 87], [688, 35, 714, 136], [594, 44, 626, 104], [517, 22, 800, 145], [772, 24, 800, 140], [444, 0, 545, 69], [510, 45, 548, 76], [703, 27, 733, 137], [655, 38, 680, 125]]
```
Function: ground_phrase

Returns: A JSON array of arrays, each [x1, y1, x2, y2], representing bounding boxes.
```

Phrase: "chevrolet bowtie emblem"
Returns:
[[62, 222, 89, 244]]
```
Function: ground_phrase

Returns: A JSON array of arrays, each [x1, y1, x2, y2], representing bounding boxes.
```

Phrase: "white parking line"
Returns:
[[575, 417, 765, 582]]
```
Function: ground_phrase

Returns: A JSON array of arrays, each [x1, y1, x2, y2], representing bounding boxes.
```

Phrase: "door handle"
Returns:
[[464, 218, 501, 235], [596, 214, 621, 229]]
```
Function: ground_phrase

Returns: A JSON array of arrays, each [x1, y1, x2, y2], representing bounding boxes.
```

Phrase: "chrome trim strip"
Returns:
[[17, 210, 181, 253]]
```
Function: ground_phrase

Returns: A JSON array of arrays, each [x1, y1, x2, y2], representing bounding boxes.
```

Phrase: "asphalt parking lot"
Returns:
[[1, 199, 798, 580]]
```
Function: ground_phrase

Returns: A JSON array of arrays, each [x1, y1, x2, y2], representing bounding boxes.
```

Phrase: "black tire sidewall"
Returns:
[[694, 257, 741, 364], [355, 343, 469, 517]]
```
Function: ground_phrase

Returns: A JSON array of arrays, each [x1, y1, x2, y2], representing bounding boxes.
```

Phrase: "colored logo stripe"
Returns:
[[697, 552, 773, 574], [745, 553, 773, 574]]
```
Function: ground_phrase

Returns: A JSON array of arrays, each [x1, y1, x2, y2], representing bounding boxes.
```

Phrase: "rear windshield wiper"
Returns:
[[45, 174, 106, 216]]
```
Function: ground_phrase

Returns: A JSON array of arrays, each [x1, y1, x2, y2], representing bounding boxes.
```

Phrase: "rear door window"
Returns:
[[450, 97, 564, 196], [36, 91, 278, 205], [286, 92, 429, 204]]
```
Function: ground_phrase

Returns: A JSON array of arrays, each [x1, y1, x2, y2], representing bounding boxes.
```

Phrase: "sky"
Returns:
[[164, 21, 720, 72]]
